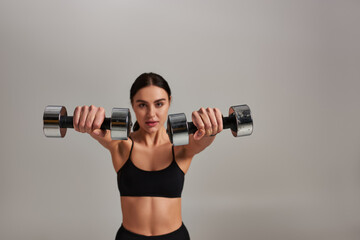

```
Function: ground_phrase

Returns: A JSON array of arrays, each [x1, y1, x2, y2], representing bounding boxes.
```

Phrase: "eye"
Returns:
[[156, 102, 164, 107], [139, 103, 146, 108]]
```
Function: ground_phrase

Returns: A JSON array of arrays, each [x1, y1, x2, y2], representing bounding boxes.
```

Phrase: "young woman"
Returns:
[[73, 73, 223, 240]]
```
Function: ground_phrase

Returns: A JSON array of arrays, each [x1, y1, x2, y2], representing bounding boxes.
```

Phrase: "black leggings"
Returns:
[[115, 222, 190, 240]]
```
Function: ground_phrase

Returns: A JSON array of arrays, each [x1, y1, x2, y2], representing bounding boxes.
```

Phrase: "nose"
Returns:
[[147, 105, 155, 118]]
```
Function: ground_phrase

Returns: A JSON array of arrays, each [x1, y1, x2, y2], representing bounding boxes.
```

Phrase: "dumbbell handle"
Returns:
[[187, 114, 237, 134], [59, 116, 112, 130]]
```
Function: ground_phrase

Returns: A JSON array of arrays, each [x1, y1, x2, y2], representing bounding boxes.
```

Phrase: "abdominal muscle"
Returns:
[[120, 196, 183, 236]]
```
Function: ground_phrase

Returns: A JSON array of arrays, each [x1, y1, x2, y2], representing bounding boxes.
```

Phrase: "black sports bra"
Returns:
[[117, 137, 185, 198]]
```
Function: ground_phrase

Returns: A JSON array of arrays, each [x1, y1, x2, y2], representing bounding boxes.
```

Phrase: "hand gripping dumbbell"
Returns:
[[167, 105, 253, 146], [43, 105, 132, 140]]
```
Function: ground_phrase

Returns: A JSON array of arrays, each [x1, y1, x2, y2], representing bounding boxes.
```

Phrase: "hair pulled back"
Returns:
[[130, 72, 171, 131]]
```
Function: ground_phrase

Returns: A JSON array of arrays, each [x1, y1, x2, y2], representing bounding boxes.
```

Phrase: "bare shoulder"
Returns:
[[109, 137, 133, 173]]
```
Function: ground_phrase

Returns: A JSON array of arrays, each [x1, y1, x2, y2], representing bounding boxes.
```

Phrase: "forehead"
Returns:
[[133, 85, 169, 101]]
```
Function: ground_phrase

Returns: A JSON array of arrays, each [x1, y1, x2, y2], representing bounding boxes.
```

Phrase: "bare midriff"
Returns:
[[120, 196, 182, 236]]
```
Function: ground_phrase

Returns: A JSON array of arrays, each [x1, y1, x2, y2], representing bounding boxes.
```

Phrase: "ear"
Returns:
[[169, 96, 172, 105]]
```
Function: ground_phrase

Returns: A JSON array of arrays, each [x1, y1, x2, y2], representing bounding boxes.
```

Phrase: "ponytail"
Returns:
[[133, 121, 140, 131]]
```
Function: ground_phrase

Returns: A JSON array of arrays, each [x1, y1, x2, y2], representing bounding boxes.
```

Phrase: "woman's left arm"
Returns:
[[181, 107, 223, 157]]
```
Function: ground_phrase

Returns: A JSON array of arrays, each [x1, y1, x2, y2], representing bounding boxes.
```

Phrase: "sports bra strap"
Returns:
[[172, 145, 175, 161], [128, 136, 134, 158]]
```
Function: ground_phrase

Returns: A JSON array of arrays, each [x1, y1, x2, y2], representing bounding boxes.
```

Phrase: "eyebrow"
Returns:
[[135, 98, 166, 103]]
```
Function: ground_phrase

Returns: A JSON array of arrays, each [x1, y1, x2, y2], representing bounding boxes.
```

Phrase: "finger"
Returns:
[[90, 128, 107, 138], [85, 105, 98, 134], [213, 108, 223, 133], [91, 107, 106, 136], [206, 107, 218, 135], [79, 106, 89, 133], [192, 110, 205, 140], [73, 106, 81, 131], [92, 107, 105, 130], [198, 108, 212, 136]]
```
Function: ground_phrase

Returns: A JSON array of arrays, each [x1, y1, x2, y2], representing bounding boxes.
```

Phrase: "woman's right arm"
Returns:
[[73, 105, 119, 151]]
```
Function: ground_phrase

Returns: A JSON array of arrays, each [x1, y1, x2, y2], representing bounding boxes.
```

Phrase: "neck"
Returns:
[[136, 126, 169, 147]]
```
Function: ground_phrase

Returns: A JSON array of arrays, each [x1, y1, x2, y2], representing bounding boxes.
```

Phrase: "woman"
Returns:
[[73, 73, 223, 240]]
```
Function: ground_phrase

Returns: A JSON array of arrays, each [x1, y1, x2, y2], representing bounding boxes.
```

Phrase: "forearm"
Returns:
[[184, 134, 216, 156], [91, 129, 116, 150]]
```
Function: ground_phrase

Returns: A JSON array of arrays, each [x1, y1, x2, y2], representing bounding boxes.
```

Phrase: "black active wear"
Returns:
[[117, 137, 185, 198], [115, 222, 190, 240], [116, 137, 190, 240]]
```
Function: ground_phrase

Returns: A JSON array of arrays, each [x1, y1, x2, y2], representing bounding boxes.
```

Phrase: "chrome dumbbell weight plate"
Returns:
[[43, 105, 68, 138], [111, 108, 132, 140], [167, 113, 190, 146], [229, 105, 253, 137]]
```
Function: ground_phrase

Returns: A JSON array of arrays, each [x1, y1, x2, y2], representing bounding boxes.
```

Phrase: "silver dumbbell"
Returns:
[[167, 104, 253, 146], [43, 105, 132, 140]]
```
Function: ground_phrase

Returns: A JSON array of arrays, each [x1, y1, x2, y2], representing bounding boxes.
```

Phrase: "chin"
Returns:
[[142, 125, 158, 133]]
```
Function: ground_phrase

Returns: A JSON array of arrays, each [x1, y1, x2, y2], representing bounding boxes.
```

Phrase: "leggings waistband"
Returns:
[[116, 222, 190, 240]]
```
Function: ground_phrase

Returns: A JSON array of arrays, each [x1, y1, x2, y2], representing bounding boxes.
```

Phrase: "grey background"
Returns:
[[1, 0, 359, 239]]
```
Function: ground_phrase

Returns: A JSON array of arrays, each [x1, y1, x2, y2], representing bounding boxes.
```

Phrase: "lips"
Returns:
[[145, 121, 158, 127], [145, 120, 158, 123]]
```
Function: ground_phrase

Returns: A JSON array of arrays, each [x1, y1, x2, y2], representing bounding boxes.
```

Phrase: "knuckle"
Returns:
[[85, 121, 92, 129], [197, 121, 204, 128]]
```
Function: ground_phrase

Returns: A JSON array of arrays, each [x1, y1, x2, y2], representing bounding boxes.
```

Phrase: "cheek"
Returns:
[[158, 109, 169, 121], [135, 109, 146, 120]]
